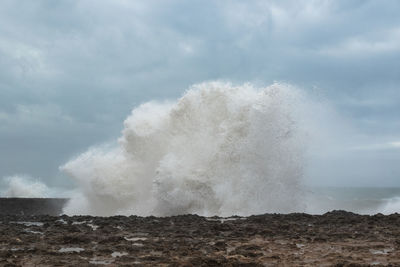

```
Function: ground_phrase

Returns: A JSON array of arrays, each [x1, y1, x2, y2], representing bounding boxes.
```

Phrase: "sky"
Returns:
[[0, 0, 399, 188]]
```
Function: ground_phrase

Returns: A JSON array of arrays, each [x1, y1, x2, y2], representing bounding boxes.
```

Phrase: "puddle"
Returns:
[[11, 221, 43, 227], [369, 248, 393, 255], [206, 217, 245, 223], [72, 221, 87, 225], [56, 219, 67, 224], [58, 247, 85, 253], [87, 223, 99, 230], [226, 245, 236, 253], [89, 259, 113, 265], [72, 221, 98, 230], [24, 229, 43, 235], [150, 251, 163, 256], [274, 240, 288, 245], [111, 252, 128, 258], [125, 237, 147, 242]]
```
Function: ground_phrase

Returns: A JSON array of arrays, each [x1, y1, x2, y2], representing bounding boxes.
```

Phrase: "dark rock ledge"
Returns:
[[0, 210, 399, 266]]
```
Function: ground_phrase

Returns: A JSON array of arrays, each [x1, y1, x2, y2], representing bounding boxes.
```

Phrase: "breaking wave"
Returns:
[[1, 175, 50, 198], [381, 197, 400, 214], [61, 82, 307, 216]]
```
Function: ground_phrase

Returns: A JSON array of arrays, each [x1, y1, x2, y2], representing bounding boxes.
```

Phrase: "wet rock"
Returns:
[[1, 212, 400, 265]]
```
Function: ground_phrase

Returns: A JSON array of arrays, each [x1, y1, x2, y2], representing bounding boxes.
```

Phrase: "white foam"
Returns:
[[61, 82, 307, 216]]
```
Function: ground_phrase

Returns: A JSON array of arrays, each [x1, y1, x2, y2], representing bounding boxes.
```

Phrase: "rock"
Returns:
[[0, 212, 399, 265]]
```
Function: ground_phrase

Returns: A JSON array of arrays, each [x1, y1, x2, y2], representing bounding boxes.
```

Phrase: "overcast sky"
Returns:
[[0, 0, 399, 188]]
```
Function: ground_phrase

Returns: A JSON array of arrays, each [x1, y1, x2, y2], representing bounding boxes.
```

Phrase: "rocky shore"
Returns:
[[1, 211, 400, 266]]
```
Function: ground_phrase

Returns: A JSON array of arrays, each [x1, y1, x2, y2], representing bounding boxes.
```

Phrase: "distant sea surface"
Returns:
[[1, 187, 399, 216], [306, 187, 400, 215]]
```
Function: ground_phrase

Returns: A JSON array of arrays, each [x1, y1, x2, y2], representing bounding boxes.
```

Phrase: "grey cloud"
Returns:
[[0, 0, 399, 186]]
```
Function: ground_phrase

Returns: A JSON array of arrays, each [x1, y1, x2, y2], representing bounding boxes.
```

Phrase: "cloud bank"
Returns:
[[0, 0, 399, 187]]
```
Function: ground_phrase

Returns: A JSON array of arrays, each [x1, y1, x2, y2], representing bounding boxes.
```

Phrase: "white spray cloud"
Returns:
[[61, 82, 307, 216], [1, 1, 400, 187]]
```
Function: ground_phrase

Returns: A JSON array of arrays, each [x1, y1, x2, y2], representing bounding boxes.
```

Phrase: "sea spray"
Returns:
[[2, 175, 50, 198], [381, 197, 400, 214], [61, 82, 306, 216]]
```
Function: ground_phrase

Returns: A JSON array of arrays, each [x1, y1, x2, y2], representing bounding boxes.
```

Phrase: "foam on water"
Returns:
[[61, 82, 306, 216]]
